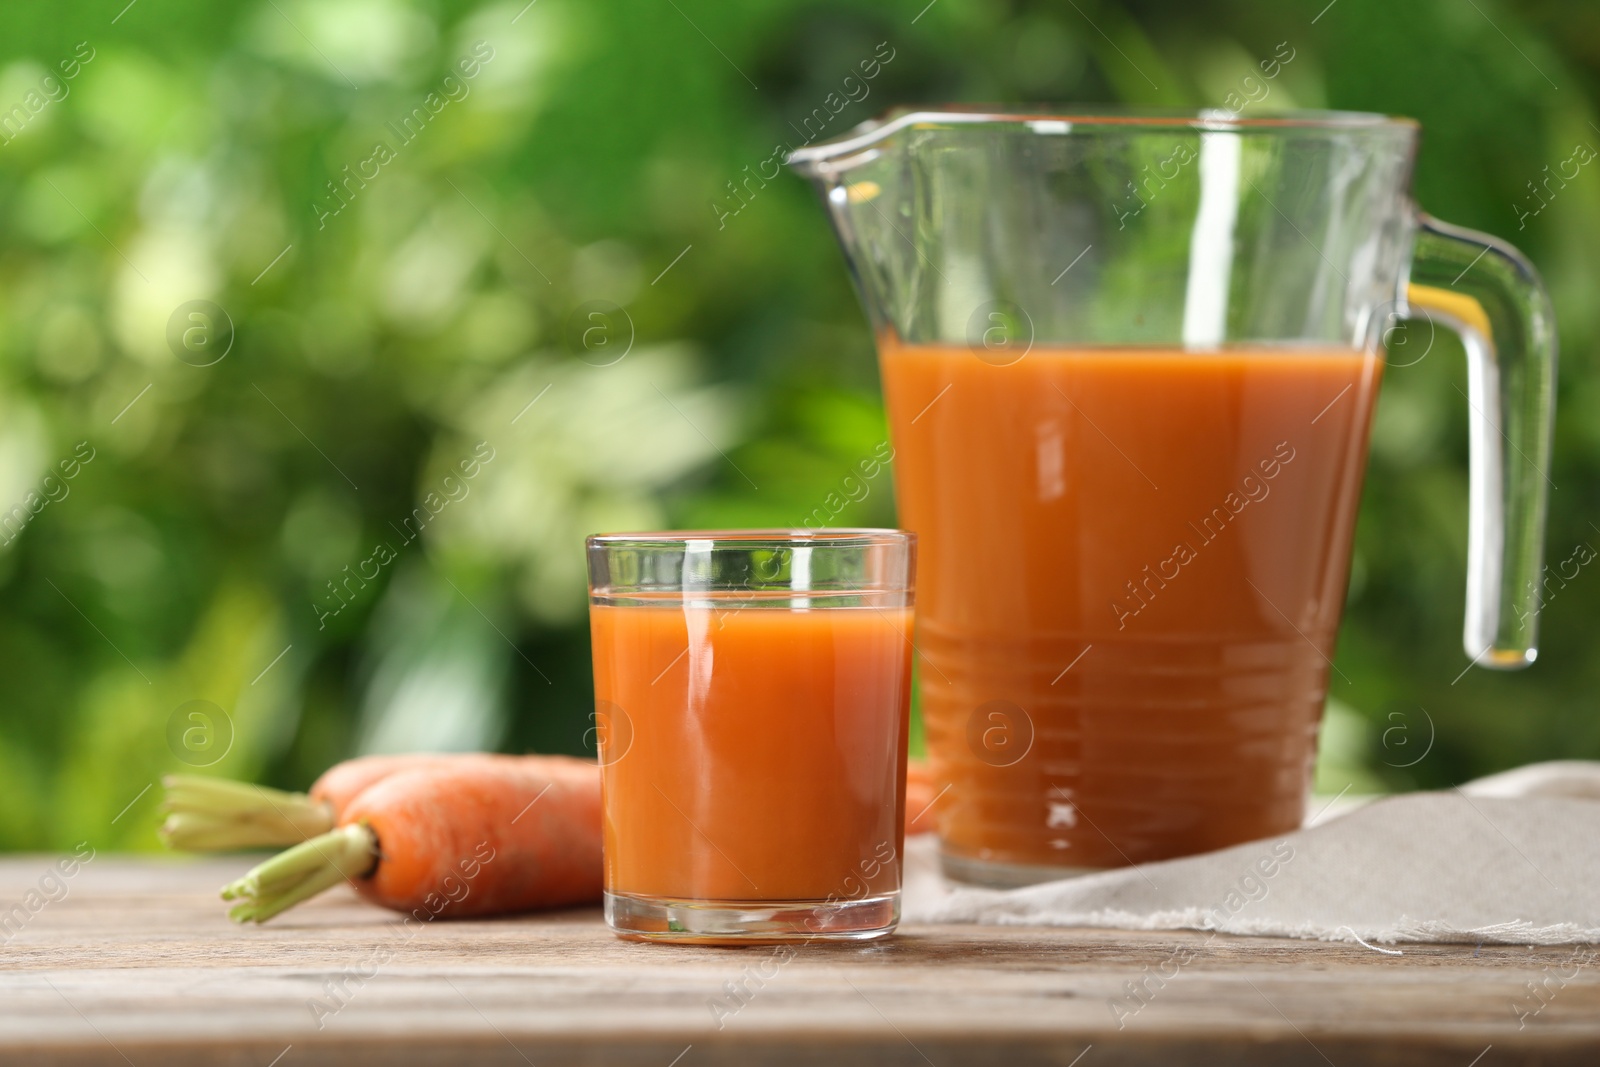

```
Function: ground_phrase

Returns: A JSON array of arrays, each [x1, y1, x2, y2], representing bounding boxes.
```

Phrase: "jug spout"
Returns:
[[788, 110, 972, 340]]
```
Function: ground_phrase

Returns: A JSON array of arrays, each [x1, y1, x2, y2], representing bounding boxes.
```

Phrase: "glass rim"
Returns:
[[587, 527, 913, 549], [788, 105, 1418, 169]]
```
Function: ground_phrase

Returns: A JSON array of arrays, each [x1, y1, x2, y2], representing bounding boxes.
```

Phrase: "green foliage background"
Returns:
[[0, 0, 1595, 849]]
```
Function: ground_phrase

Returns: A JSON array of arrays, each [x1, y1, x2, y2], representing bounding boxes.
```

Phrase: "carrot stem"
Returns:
[[221, 823, 379, 924], [159, 775, 336, 851]]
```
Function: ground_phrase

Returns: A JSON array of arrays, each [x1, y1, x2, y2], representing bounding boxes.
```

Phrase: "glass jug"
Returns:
[[790, 109, 1556, 887]]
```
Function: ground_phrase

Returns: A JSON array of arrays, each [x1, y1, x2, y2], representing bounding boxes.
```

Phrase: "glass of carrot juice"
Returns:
[[586, 529, 915, 943]]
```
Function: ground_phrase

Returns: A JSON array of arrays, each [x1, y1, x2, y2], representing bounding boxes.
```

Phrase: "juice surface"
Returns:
[[591, 603, 912, 902], [879, 338, 1382, 869]]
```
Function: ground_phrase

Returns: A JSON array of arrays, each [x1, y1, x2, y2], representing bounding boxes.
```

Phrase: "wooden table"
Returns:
[[3, 856, 1597, 1065]]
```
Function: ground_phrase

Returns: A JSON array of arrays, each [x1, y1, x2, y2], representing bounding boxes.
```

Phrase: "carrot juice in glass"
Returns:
[[586, 529, 915, 942]]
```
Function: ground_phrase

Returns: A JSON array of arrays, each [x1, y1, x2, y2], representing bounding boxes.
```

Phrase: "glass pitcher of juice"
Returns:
[[790, 109, 1556, 886]]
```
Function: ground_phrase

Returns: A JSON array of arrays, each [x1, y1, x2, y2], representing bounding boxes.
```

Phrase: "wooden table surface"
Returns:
[[3, 855, 1598, 1066]]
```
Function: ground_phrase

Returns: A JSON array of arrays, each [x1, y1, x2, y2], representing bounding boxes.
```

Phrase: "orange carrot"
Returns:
[[310, 753, 501, 815], [221, 754, 932, 923], [161, 753, 592, 851], [306, 752, 606, 818], [222, 760, 603, 923]]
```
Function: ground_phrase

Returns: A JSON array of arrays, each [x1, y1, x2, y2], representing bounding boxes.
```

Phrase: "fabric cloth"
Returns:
[[902, 761, 1600, 945]]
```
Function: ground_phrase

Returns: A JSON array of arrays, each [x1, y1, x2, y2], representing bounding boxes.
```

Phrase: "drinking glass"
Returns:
[[790, 108, 1556, 886], [587, 529, 916, 941]]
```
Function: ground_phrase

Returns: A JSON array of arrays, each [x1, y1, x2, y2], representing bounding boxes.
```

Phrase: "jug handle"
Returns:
[[1402, 213, 1558, 670]]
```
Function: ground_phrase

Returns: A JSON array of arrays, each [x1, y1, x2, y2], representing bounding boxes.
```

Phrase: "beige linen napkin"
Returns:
[[902, 762, 1600, 945]]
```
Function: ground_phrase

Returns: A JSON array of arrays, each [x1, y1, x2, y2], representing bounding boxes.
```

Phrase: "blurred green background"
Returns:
[[0, 0, 1595, 850]]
